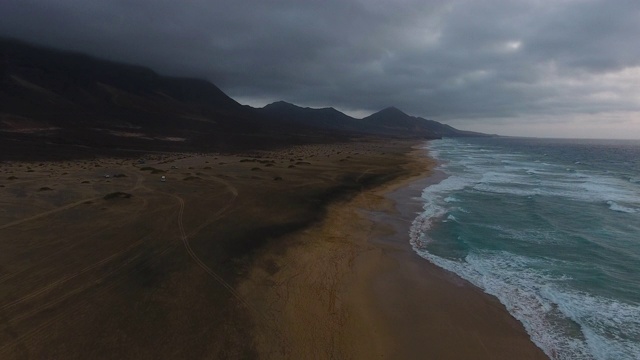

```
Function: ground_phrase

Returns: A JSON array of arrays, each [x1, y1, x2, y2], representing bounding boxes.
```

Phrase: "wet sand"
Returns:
[[240, 146, 548, 359]]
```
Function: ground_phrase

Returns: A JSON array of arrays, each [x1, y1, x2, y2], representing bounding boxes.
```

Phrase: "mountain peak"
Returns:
[[365, 106, 413, 121], [263, 100, 297, 109], [380, 106, 404, 113]]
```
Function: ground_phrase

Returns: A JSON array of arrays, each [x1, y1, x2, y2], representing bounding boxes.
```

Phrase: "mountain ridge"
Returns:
[[1, 37, 486, 160], [259, 101, 484, 138]]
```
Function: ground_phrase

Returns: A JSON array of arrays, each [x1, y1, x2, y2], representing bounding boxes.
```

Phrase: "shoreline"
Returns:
[[0, 139, 547, 358], [362, 145, 548, 359], [241, 142, 548, 359]]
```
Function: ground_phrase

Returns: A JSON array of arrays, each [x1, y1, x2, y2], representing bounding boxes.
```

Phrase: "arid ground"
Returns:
[[0, 139, 546, 359], [0, 139, 413, 358]]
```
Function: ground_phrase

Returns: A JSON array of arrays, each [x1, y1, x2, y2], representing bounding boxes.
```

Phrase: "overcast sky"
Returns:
[[2, 0, 640, 138]]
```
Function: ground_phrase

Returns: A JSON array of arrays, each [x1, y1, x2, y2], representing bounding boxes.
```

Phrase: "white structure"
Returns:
[[161, 176, 166, 182]]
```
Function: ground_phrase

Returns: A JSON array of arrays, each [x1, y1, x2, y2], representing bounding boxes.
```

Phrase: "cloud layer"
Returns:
[[2, 0, 640, 137]]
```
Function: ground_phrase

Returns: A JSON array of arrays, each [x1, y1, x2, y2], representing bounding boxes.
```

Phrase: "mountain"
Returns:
[[260, 103, 483, 138], [259, 101, 365, 133], [0, 38, 484, 159], [362, 106, 483, 137], [0, 38, 340, 159]]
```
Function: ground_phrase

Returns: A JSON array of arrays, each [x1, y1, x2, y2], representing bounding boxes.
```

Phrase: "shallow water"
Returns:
[[410, 137, 640, 360]]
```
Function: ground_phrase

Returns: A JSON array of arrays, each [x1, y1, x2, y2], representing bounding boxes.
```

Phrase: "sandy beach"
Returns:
[[240, 145, 548, 359], [0, 139, 547, 359]]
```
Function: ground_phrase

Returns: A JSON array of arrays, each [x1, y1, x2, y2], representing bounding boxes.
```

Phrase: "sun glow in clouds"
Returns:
[[505, 40, 521, 51]]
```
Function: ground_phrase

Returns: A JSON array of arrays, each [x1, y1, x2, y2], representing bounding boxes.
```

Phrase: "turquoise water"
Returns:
[[410, 137, 640, 359]]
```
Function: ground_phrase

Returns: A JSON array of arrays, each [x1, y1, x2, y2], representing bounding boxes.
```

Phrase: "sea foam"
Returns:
[[410, 138, 640, 360]]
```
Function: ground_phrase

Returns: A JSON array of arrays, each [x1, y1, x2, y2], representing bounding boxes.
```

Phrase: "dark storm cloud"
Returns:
[[2, 0, 640, 132]]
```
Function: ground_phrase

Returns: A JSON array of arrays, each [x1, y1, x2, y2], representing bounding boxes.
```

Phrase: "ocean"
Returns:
[[410, 137, 640, 360]]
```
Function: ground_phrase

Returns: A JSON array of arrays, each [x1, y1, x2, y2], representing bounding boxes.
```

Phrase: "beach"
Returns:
[[239, 145, 548, 359], [0, 139, 547, 359]]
